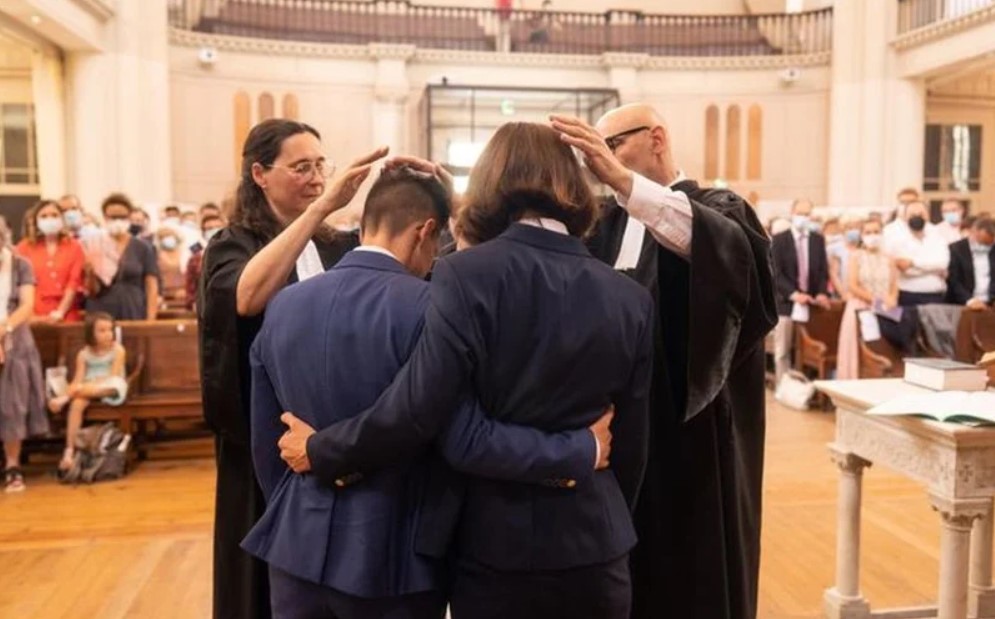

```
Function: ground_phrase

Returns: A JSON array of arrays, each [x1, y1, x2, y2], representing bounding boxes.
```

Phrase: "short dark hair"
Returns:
[[361, 167, 451, 237], [164, 205, 181, 216], [84, 311, 116, 347], [975, 217, 995, 237], [200, 202, 220, 214], [201, 214, 224, 230], [101, 193, 134, 215]]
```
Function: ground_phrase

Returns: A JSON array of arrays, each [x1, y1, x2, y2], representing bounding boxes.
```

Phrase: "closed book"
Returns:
[[904, 358, 989, 392]]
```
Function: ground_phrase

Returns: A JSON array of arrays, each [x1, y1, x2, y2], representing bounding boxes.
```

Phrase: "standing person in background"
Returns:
[[936, 198, 967, 245], [85, 193, 160, 321], [15, 200, 86, 323], [551, 104, 777, 619], [0, 216, 49, 493], [887, 200, 950, 306], [57, 195, 85, 239], [185, 214, 225, 311], [828, 216, 863, 301], [770, 198, 831, 383], [198, 117, 385, 619], [157, 227, 188, 305], [129, 208, 157, 246]]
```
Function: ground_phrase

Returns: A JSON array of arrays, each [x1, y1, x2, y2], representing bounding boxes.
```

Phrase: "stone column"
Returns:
[[64, 0, 172, 211], [969, 498, 995, 618], [824, 444, 872, 619], [370, 44, 416, 154], [930, 494, 991, 619], [31, 47, 66, 198]]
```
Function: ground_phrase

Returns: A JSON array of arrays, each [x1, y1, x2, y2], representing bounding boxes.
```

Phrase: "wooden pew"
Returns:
[[30, 320, 204, 458], [794, 301, 845, 380]]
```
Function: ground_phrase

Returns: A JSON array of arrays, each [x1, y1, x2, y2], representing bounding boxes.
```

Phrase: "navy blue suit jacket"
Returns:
[[242, 249, 596, 598], [307, 224, 655, 571]]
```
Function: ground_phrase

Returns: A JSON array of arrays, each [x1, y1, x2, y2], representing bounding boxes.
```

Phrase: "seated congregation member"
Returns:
[[49, 312, 127, 473], [279, 123, 654, 619], [85, 193, 160, 320], [887, 200, 950, 306], [199, 118, 385, 619], [15, 200, 85, 322], [185, 213, 225, 311], [245, 163, 611, 619], [0, 216, 49, 493], [836, 219, 919, 379], [771, 198, 830, 383], [947, 216, 995, 310]]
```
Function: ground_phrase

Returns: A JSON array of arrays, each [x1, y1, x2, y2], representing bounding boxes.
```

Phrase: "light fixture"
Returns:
[[500, 98, 515, 116]]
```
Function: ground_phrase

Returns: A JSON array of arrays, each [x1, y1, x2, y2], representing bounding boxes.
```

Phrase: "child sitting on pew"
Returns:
[[48, 311, 128, 472]]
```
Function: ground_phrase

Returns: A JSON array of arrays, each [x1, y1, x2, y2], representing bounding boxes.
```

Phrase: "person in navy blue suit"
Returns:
[[245, 164, 612, 619], [278, 123, 655, 619]]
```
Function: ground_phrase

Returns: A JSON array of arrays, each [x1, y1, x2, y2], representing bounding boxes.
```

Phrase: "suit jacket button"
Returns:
[[334, 479, 346, 488], [562, 479, 577, 488]]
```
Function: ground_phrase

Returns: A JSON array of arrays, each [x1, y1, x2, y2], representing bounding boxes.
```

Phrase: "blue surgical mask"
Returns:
[[63, 209, 83, 230], [792, 215, 810, 231], [845, 229, 861, 245], [944, 212, 962, 226], [807, 220, 823, 234], [161, 236, 179, 251]]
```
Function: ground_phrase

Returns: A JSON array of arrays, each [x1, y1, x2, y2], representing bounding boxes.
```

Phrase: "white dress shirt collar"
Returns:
[[355, 245, 401, 262], [518, 217, 569, 235]]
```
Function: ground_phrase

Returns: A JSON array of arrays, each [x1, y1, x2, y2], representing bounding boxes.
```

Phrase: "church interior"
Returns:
[[1, 0, 995, 617]]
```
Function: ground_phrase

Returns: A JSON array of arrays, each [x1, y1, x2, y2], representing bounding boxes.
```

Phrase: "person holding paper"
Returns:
[[770, 198, 830, 384]]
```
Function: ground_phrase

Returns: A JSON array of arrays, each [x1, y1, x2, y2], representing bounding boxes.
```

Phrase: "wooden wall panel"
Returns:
[[747, 104, 763, 180], [282, 93, 299, 120], [725, 104, 741, 181], [233, 91, 251, 176], [258, 92, 275, 121]]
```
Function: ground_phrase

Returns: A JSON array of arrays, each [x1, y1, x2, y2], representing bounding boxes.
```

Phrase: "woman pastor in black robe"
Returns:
[[198, 118, 385, 619]]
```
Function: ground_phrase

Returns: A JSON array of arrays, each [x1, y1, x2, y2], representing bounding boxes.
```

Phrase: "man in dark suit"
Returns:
[[947, 216, 995, 309], [276, 123, 654, 618], [771, 198, 830, 382], [245, 164, 610, 619]]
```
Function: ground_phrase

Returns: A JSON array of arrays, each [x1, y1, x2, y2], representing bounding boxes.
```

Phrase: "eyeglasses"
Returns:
[[265, 159, 335, 180], [604, 126, 650, 152]]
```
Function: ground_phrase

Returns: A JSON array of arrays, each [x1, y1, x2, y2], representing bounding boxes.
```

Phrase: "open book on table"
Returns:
[[868, 391, 995, 425]]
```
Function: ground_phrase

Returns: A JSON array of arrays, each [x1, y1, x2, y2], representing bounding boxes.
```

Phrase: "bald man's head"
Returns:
[[595, 103, 675, 185]]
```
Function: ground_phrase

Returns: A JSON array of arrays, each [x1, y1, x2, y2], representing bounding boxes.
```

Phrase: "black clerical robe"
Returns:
[[588, 180, 777, 619], [198, 225, 357, 619]]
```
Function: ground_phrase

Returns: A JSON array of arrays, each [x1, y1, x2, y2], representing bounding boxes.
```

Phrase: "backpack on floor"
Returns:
[[60, 423, 131, 484]]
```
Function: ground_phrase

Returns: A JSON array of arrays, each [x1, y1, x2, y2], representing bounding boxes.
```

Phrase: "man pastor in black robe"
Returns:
[[553, 106, 778, 619]]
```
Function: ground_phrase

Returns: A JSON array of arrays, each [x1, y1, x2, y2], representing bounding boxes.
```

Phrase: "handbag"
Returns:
[[774, 370, 815, 411]]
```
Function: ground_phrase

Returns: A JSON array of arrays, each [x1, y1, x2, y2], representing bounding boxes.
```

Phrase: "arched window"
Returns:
[[725, 105, 741, 181], [258, 92, 275, 121], [747, 104, 763, 180], [233, 91, 251, 175], [282, 93, 299, 121], [704, 104, 720, 181]]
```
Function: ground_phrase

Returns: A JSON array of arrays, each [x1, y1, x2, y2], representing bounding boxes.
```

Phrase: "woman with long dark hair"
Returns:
[[198, 118, 385, 619]]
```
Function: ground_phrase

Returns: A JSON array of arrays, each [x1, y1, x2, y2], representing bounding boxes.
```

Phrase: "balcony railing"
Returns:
[[897, 0, 994, 33], [168, 0, 832, 58]]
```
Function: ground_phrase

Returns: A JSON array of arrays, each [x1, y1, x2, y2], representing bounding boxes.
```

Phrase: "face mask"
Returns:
[[807, 220, 823, 234], [163, 217, 181, 229], [183, 220, 198, 230], [944, 212, 962, 226], [908, 216, 926, 232], [38, 217, 64, 236], [863, 234, 882, 249], [129, 223, 144, 237], [825, 234, 842, 246], [107, 220, 131, 236], [161, 236, 179, 250], [845, 229, 861, 245], [79, 224, 101, 241], [203, 228, 221, 242], [972, 242, 993, 254], [792, 215, 810, 231], [63, 209, 83, 230]]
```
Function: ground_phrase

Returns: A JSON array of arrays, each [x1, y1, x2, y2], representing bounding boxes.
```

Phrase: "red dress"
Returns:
[[14, 237, 86, 321]]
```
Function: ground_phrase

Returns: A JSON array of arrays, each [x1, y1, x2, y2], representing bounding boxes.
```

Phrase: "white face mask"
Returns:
[[38, 217, 65, 236], [863, 234, 882, 250], [107, 220, 130, 236], [203, 227, 221, 242]]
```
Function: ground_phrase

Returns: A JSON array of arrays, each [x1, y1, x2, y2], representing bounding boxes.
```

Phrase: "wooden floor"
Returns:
[[0, 398, 954, 618]]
